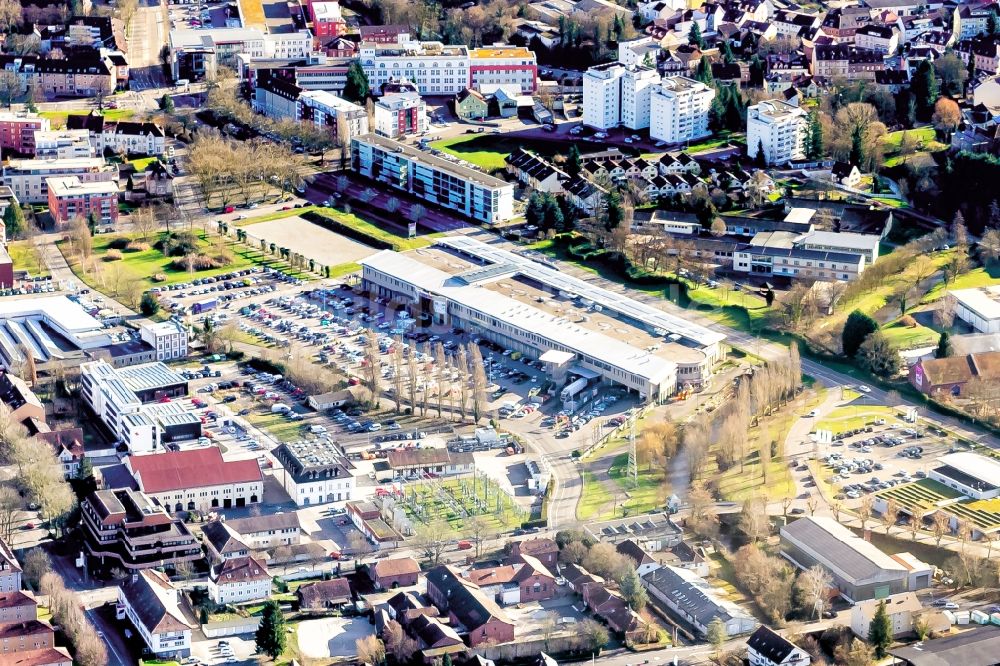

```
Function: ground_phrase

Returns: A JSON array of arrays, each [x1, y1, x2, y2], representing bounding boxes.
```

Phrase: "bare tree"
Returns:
[[881, 499, 900, 535], [932, 511, 951, 547], [795, 565, 833, 618], [0, 486, 21, 543]]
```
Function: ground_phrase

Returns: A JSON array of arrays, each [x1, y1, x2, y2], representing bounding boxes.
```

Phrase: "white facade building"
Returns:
[[948, 285, 1000, 334], [100, 122, 166, 157], [351, 134, 515, 224], [622, 66, 662, 130], [298, 90, 369, 143], [373, 92, 428, 138], [746, 99, 808, 165], [360, 40, 471, 95], [928, 452, 1000, 500], [118, 570, 193, 661], [3, 157, 118, 203], [583, 63, 661, 130], [469, 45, 538, 94], [649, 76, 715, 145], [33, 130, 95, 159], [139, 320, 189, 362], [273, 440, 357, 507], [208, 556, 271, 605]]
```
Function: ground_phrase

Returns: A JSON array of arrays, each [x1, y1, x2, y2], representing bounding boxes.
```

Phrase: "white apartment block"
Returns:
[[373, 92, 428, 139], [140, 321, 189, 362], [360, 41, 471, 95], [297, 90, 369, 143], [100, 122, 166, 157], [746, 99, 808, 165], [33, 130, 95, 159], [169, 28, 311, 80], [3, 157, 118, 203], [582, 63, 661, 130], [583, 63, 625, 130], [649, 76, 715, 145], [208, 557, 271, 605], [351, 134, 514, 224]]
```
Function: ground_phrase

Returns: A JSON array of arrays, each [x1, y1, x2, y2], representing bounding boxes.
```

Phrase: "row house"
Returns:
[[953, 2, 1000, 40], [812, 43, 886, 80], [64, 112, 166, 156], [819, 7, 873, 40], [772, 10, 822, 38]]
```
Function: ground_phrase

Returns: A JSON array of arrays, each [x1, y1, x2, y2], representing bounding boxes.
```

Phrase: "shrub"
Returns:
[[104, 249, 123, 261], [899, 314, 918, 327], [155, 231, 200, 257], [168, 254, 225, 271], [151, 273, 168, 282], [125, 241, 150, 252], [107, 237, 130, 250]]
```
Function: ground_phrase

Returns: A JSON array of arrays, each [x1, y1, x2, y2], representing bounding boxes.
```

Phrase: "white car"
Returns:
[[857, 385, 872, 393]]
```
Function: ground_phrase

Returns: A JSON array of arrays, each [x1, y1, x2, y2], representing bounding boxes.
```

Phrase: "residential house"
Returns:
[[850, 593, 923, 639], [909, 351, 1000, 396], [0, 541, 20, 593], [224, 513, 302, 550], [118, 570, 194, 660], [0, 593, 38, 625], [581, 580, 649, 640], [855, 24, 900, 53], [297, 578, 353, 613], [208, 556, 271, 605], [425, 565, 516, 646], [0, 373, 44, 431], [830, 161, 862, 187], [747, 625, 811, 666], [35, 428, 85, 478], [370, 557, 421, 590], [508, 537, 559, 570], [464, 554, 556, 605], [200, 521, 251, 563], [0, 648, 72, 666], [0, 622, 54, 655], [455, 89, 489, 120], [616, 539, 661, 577], [506, 148, 568, 193]]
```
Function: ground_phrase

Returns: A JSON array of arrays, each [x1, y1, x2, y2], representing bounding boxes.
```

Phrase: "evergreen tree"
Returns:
[[541, 193, 564, 231], [989, 9, 999, 36], [25, 98, 37, 114], [721, 40, 735, 64], [911, 60, 939, 121], [807, 110, 824, 160], [604, 190, 624, 231], [140, 292, 160, 317], [343, 62, 371, 103], [525, 192, 545, 229], [850, 128, 866, 169], [87, 212, 99, 235], [688, 22, 704, 48], [694, 56, 713, 85], [566, 144, 582, 178], [842, 309, 879, 358], [255, 600, 287, 660], [2, 204, 25, 239], [868, 600, 893, 659], [936, 331, 954, 358], [159, 94, 174, 113], [748, 55, 765, 87]]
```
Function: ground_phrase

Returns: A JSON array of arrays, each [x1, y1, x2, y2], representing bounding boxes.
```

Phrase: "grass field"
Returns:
[[882, 127, 936, 151], [402, 475, 528, 535], [880, 319, 939, 349], [246, 410, 320, 443], [923, 264, 1000, 302], [40, 109, 135, 128], [816, 405, 898, 434], [578, 470, 617, 521], [128, 156, 159, 172], [429, 134, 559, 171], [6, 241, 48, 278], [234, 206, 319, 226]]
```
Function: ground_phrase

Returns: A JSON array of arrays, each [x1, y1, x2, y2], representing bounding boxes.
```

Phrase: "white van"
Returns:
[[271, 404, 290, 414], [309, 424, 328, 434]]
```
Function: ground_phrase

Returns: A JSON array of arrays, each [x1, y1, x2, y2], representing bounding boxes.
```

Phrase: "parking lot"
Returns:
[[168, 1, 234, 31], [813, 406, 958, 506], [190, 635, 256, 665]]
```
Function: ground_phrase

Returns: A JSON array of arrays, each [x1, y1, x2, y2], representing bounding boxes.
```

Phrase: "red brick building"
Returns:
[[46, 176, 118, 227], [310, 1, 346, 40], [465, 553, 555, 604], [370, 557, 421, 590], [909, 352, 1000, 397], [0, 113, 50, 156], [507, 537, 559, 570], [425, 565, 515, 647]]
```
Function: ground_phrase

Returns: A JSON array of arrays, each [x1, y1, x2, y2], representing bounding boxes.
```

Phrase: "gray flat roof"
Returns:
[[352, 134, 511, 191], [436, 236, 725, 348], [781, 516, 906, 584], [890, 625, 1000, 666]]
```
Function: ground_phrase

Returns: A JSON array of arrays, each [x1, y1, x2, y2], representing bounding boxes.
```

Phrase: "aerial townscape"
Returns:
[[3, 0, 1000, 664]]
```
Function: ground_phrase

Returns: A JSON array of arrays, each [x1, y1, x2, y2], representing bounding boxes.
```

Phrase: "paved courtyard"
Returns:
[[297, 616, 372, 659], [244, 216, 380, 266]]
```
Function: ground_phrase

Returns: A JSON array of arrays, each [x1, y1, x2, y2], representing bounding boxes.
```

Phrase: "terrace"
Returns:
[[874, 479, 964, 518]]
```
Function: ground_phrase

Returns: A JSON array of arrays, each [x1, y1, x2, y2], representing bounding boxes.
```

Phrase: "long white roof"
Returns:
[[0, 295, 103, 333], [361, 250, 677, 384], [436, 236, 726, 347], [938, 452, 1000, 488]]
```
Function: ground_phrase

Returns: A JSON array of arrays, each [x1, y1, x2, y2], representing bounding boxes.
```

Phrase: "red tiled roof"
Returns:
[[128, 447, 261, 493], [0, 591, 34, 610], [373, 557, 420, 579], [0, 647, 71, 666]]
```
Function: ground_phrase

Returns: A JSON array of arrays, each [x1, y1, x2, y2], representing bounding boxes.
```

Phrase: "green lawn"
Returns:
[[59, 230, 259, 291], [817, 405, 898, 434], [606, 453, 667, 517], [881, 127, 936, 151], [880, 319, 939, 349], [40, 109, 135, 128], [327, 262, 362, 278], [6, 241, 48, 278], [578, 470, 616, 521], [233, 205, 319, 226], [247, 410, 321, 443], [128, 156, 159, 172], [923, 264, 1000, 302], [429, 134, 573, 171]]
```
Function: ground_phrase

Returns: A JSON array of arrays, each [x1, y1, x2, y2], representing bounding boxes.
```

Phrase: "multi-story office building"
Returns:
[[297, 90, 369, 143], [733, 245, 866, 281], [649, 76, 715, 145], [139, 321, 188, 362], [46, 176, 119, 227], [310, 1, 346, 40], [33, 130, 95, 159], [272, 439, 356, 507], [169, 28, 311, 81], [373, 92, 428, 138], [351, 134, 515, 224], [359, 41, 471, 95], [3, 157, 118, 203], [0, 113, 50, 155], [469, 46, 537, 93], [746, 99, 808, 165], [82, 488, 201, 572]]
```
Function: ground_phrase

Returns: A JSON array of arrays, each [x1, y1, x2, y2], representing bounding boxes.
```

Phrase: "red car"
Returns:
[[158, 396, 172, 403], [281, 206, 292, 210], [224, 206, 235, 213]]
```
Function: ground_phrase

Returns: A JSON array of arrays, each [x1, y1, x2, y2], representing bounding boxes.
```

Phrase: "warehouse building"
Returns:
[[948, 285, 1000, 334], [780, 516, 931, 601]]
